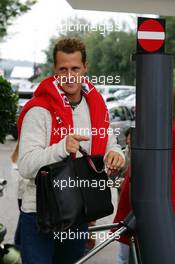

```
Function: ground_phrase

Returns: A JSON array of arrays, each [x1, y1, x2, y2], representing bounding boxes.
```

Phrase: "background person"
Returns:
[[11, 142, 28, 247]]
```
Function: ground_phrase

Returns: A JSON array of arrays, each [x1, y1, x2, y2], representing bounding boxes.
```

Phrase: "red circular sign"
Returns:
[[138, 19, 165, 52]]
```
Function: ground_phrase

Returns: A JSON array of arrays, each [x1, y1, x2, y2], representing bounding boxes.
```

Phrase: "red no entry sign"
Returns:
[[137, 18, 165, 53]]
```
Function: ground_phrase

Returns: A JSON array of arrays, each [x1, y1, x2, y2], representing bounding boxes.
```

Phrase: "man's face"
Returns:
[[54, 51, 87, 96]]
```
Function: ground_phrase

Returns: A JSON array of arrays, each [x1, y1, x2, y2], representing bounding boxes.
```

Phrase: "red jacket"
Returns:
[[17, 76, 109, 155], [113, 121, 175, 244]]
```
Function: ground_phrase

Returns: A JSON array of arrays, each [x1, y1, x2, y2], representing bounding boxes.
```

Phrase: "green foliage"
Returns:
[[0, 0, 36, 39], [159, 16, 175, 86], [40, 17, 136, 85], [38, 37, 56, 80], [165, 16, 175, 59], [40, 16, 175, 86], [37, 17, 92, 80], [84, 31, 104, 78], [85, 30, 136, 84], [0, 76, 18, 143]]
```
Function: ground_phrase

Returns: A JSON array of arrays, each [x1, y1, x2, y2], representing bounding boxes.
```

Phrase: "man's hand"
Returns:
[[66, 134, 89, 154], [104, 151, 125, 170]]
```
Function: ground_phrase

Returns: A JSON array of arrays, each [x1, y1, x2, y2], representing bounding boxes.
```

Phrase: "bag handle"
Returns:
[[79, 146, 120, 177], [71, 146, 105, 174], [80, 146, 105, 174]]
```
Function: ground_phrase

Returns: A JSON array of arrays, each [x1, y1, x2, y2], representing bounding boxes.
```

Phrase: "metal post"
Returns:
[[131, 54, 175, 263]]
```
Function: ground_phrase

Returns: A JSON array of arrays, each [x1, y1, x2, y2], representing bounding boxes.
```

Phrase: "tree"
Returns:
[[38, 17, 93, 80], [85, 30, 136, 85], [161, 16, 175, 86], [0, 0, 35, 143], [0, 76, 18, 143], [40, 17, 136, 85], [38, 37, 56, 79], [164, 16, 175, 57], [0, 0, 36, 39]]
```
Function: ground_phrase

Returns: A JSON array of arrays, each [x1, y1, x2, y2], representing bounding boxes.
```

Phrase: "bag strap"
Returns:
[[78, 146, 119, 177], [76, 146, 105, 174], [70, 146, 105, 174]]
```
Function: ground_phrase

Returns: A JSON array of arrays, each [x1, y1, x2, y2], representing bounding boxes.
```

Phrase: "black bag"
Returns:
[[35, 146, 114, 234]]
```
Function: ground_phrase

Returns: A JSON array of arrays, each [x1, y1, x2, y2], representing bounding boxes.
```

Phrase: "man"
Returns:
[[17, 37, 125, 264]]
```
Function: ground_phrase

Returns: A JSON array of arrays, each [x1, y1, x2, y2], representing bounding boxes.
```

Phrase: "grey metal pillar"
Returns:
[[131, 54, 175, 263]]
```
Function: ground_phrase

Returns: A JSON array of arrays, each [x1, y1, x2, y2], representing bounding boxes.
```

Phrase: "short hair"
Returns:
[[53, 37, 86, 65], [125, 127, 131, 138]]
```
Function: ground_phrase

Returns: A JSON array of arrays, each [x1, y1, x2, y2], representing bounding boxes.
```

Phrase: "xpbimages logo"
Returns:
[[53, 177, 120, 191], [53, 229, 120, 243], [57, 22, 120, 36], [54, 73, 120, 86], [53, 126, 120, 139]]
